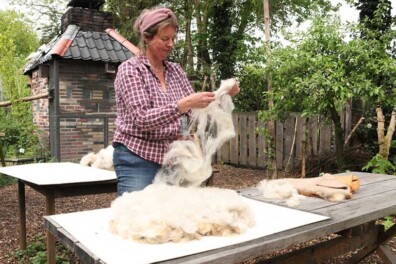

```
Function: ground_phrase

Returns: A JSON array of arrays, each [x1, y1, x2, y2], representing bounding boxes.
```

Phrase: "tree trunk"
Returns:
[[264, 0, 277, 178], [183, 0, 194, 73], [210, 0, 234, 80], [377, 107, 396, 160], [329, 102, 345, 171], [193, 0, 211, 74]]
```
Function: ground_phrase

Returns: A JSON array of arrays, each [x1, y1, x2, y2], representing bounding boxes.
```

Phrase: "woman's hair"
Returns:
[[133, 7, 179, 51]]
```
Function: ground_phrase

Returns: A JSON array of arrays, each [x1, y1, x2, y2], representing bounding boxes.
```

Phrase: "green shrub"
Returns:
[[0, 173, 17, 188], [14, 235, 71, 264], [362, 154, 396, 174]]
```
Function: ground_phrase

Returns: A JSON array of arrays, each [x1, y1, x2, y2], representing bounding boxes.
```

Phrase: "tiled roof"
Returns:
[[24, 24, 135, 74]]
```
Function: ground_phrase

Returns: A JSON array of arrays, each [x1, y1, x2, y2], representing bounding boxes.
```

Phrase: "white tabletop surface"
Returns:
[[0, 162, 116, 185], [47, 197, 329, 264]]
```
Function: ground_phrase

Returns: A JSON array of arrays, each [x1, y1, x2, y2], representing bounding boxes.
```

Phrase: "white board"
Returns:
[[0, 162, 116, 185], [49, 197, 329, 264]]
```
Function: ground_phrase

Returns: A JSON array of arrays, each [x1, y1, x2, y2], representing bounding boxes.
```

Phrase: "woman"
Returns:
[[112, 7, 239, 196]]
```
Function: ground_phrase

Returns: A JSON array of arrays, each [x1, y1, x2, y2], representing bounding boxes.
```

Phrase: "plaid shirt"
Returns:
[[113, 55, 194, 164]]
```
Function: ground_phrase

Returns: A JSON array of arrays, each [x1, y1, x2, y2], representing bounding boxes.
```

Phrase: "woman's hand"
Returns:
[[177, 92, 216, 114]]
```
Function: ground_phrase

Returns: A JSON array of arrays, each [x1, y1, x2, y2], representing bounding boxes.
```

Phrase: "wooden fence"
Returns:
[[216, 111, 352, 170]]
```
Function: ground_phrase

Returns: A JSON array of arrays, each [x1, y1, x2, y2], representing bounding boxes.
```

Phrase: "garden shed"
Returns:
[[23, 0, 138, 162]]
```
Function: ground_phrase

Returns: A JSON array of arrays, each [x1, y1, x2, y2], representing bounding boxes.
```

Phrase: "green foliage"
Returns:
[[382, 215, 395, 231], [15, 236, 45, 262], [0, 173, 17, 188], [259, 3, 396, 171], [348, 0, 396, 160], [105, 0, 165, 42], [267, 0, 334, 28], [0, 10, 38, 56], [355, 0, 392, 36], [15, 235, 71, 264], [362, 153, 396, 174], [234, 64, 267, 111], [9, 0, 66, 44], [266, 2, 396, 119], [0, 10, 42, 159], [106, 0, 337, 80], [268, 14, 354, 118], [0, 116, 44, 158]]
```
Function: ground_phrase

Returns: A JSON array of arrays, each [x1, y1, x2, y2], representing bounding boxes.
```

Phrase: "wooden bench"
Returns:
[[5, 157, 37, 166]]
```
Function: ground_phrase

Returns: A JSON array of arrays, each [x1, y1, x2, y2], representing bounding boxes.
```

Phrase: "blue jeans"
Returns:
[[113, 143, 161, 196]]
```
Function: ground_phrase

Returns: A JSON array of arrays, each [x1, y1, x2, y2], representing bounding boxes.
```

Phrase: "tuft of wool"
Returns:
[[257, 179, 295, 199], [154, 78, 237, 186], [80, 145, 114, 170], [108, 184, 255, 244], [80, 153, 97, 167], [257, 179, 305, 207]]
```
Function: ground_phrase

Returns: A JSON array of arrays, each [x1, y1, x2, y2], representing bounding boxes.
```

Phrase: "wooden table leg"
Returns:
[[377, 245, 396, 264], [45, 191, 56, 264], [0, 139, 5, 167], [17, 180, 26, 250], [349, 223, 396, 263]]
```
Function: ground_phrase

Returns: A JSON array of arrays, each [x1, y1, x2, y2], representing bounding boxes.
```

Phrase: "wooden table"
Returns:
[[0, 162, 117, 264], [44, 172, 396, 263]]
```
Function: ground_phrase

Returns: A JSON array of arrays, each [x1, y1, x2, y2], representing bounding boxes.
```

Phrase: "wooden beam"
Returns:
[[258, 224, 382, 264], [377, 245, 396, 264], [349, 222, 396, 263], [0, 92, 49, 107]]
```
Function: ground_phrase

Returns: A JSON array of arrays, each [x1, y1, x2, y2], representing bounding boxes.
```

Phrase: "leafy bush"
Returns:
[[362, 154, 396, 174], [0, 10, 43, 160], [0, 108, 45, 158], [234, 64, 268, 112], [0, 173, 17, 188], [15, 235, 71, 264]]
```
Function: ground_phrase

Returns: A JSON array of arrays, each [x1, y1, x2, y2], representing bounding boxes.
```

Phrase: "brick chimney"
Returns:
[[61, 0, 113, 33]]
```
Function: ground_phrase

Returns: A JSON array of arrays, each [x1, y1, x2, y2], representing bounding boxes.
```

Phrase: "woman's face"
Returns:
[[146, 25, 177, 61]]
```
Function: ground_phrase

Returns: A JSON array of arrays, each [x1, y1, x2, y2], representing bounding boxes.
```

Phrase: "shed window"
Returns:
[[83, 89, 92, 99], [67, 88, 73, 99]]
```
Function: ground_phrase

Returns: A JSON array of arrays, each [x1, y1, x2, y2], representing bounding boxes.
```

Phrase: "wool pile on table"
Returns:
[[108, 184, 255, 243]]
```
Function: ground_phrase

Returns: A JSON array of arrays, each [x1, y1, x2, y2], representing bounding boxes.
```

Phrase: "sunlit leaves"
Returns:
[[0, 10, 40, 158]]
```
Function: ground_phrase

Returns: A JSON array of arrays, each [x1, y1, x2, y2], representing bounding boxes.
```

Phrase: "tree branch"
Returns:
[[344, 117, 365, 146], [0, 92, 49, 107]]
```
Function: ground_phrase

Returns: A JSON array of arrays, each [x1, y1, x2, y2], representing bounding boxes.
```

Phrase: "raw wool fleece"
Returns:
[[153, 78, 237, 186], [108, 184, 255, 244], [79, 145, 114, 170], [257, 174, 358, 207]]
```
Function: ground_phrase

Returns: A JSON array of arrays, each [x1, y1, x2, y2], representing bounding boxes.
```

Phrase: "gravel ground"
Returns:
[[0, 164, 394, 263]]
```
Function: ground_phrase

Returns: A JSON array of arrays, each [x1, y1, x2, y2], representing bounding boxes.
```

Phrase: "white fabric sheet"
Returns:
[[0, 162, 116, 185], [49, 197, 329, 264]]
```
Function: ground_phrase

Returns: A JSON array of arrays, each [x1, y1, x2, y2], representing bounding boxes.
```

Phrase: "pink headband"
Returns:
[[138, 8, 177, 34]]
